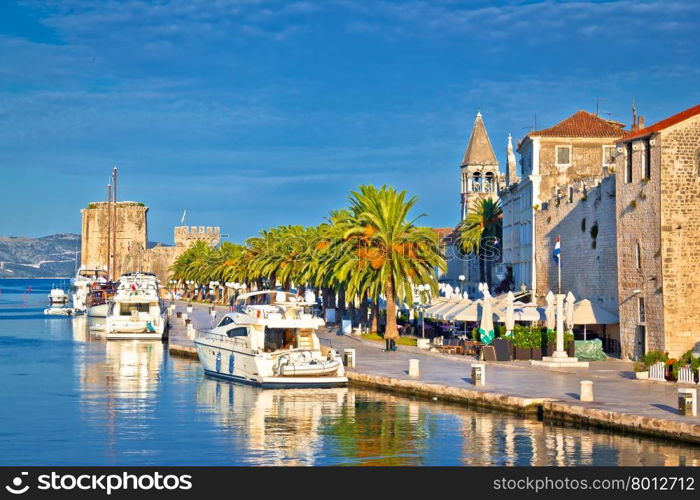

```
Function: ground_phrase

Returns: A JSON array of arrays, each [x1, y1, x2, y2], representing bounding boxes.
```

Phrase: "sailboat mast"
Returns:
[[107, 182, 112, 280], [112, 166, 118, 279]]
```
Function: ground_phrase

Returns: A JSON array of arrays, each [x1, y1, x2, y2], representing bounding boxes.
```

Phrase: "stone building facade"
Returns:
[[615, 104, 700, 359], [502, 110, 625, 294]]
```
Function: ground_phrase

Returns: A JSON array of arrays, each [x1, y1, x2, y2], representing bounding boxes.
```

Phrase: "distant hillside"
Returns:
[[0, 234, 170, 278], [0, 233, 80, 278]]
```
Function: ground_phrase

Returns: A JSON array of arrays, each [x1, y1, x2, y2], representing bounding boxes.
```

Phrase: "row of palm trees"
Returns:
[[170, 184, 448, 339]]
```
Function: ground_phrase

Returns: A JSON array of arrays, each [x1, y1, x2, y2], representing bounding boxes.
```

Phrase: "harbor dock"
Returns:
[[167, 302, 700, 445]]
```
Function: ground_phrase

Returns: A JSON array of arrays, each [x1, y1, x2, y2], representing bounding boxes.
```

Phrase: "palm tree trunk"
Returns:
[[370, 301, 379, 333], [384, 275, 399, 340], [359, 292, 369, 331], [479, 249, 486, 285], [336, 287, 346, 324]]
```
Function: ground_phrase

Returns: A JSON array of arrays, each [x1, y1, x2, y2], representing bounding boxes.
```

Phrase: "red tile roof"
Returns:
[[432, 227, 456, 242], [530, 110, 626, 138], [618, 104, 700, 143]]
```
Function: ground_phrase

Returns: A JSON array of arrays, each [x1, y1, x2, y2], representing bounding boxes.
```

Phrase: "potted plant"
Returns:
[[529, 327, 543, 360], [512, 325, 531, 360], [634, 360, 649, 379]]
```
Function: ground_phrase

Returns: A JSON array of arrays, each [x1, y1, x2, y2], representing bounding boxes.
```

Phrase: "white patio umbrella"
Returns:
[[439, 299, 474, 320], [478, 288, 495, 345], [573, 299, 619, 340], [495, 304, 544, 322], [545, 291, 556, 332], [424, 300, 454, 319], [504, 291, 515, 338], [451, 301, 482, 322], [435, 300, 471, 320]]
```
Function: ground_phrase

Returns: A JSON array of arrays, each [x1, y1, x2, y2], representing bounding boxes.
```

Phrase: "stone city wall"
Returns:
[[535, 175, 619, 345]]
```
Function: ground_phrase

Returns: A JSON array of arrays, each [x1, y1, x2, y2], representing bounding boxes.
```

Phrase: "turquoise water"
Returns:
[[1, 279, 698, 466]]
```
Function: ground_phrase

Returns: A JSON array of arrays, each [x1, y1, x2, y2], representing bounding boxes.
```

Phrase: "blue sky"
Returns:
[[1, 0, 698, 243]]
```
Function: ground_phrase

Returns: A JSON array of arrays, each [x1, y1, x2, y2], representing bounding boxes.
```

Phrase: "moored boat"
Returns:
[[48, 287, 69, 305], [194, 290, 347, 388], [70, 266, 108, 313], [105, 273, 167, 340]]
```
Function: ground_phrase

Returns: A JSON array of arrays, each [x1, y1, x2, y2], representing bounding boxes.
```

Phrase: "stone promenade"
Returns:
[[167, 302, 700, 444]]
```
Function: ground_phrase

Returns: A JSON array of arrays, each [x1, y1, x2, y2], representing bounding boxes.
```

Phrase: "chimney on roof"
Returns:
[[637, 115, 645, 130]]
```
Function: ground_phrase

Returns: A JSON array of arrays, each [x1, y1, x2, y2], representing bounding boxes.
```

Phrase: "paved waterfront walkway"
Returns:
[[167, 302, 699, 435]]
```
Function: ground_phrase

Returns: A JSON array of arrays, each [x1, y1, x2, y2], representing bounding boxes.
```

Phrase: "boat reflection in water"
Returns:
[[196, 379, 700, 466], [197, 378, 352, 465]]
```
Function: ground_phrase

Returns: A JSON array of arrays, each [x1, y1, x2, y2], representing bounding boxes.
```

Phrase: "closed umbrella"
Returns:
[[545, 291, 556, 332], [478, 289, 495, 345], [504, 291, 515, 338], [565, 292, 575, 333]]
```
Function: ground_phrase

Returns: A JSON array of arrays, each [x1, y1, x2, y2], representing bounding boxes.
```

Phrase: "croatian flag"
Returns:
[[553, 236, 561, 264]]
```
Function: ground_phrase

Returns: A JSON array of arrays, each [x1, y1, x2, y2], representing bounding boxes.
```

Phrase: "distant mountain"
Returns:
[[0, 233, 80, 278], [0, 234, 170, 278]]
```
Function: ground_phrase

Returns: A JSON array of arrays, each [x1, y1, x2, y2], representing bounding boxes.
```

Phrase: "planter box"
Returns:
[[531, 347, 543, 360], [546, 344, 554, 357], [514, 347, 531, 360], [635, 371, 649, 380], [566, 340, 575, 357]]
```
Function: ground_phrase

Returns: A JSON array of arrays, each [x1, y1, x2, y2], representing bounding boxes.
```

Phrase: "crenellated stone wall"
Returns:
[[174, 226, 220, 247]]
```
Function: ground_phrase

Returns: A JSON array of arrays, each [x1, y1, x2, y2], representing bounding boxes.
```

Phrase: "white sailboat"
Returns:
[[194, 291, 347, 388], [105, 272, 167, 340]]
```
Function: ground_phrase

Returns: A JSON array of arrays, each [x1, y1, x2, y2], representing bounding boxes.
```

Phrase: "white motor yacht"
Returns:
[[105, 273, 167, 340], [194, 290, 347, 388], [48, 287, 69, 305], [70, 266, 108, 313]]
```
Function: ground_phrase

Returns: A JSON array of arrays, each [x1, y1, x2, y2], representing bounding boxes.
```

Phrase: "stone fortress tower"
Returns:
[[80, 201, 149, 279], [460, 111, 506, 219]]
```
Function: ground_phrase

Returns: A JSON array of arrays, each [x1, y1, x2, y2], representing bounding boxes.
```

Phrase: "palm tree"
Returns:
[[336, 185, 446, 340], [457, 198, 502, 287]]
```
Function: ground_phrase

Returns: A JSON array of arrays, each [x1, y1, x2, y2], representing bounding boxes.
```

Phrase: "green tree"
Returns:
[[457, 198, 502, 288], [335, 185, 445, 340]]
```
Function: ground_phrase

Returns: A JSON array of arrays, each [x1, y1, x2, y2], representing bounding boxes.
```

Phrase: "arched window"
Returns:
[[484, 172, 495, 193], [472, 172, 482, 192]]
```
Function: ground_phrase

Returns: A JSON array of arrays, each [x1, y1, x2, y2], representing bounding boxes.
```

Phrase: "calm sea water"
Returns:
[[1, 279, 698, 466]]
